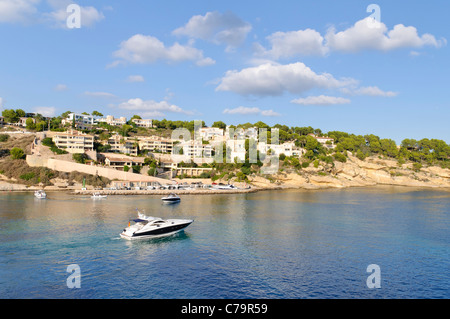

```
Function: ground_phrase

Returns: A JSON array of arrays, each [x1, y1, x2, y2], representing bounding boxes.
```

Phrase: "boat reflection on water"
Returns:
[[122, 230, 192, 247]]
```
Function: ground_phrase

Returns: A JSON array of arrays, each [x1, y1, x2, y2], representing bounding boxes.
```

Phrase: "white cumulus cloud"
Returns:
[[216, 62, 355, 96], [252, 17, 445, 60], [126, 75, 145, 83], [112, 34, 215, 67], [117, 98, 194, 118], [340, 86, 398, 97], [84, 91, 117, 98], [44, 6, 104, 28], [173, 11, 252, 51], [326, 17, 446, 53], [0, 0, 39, 23], [54, 84, 68, 91], [223, 106, 280, 117], [291, 95, 351, 106], [34, 106, 56, 117], [255, 28, 329, 59], [0, 0, 105, 27]]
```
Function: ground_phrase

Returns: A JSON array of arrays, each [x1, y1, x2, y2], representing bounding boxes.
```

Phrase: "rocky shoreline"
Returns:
[[2, 153, 450, 194], [248, 154, 450, 191]]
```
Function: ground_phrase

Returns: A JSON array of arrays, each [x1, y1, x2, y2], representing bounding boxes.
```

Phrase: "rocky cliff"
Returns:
[[248, 154, 450, 190]]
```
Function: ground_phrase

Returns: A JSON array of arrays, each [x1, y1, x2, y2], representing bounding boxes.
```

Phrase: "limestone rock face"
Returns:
[[248, 154, 450, 190]]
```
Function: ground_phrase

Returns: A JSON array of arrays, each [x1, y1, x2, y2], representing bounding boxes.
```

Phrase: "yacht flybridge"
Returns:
[[120, 212, 193, 240]]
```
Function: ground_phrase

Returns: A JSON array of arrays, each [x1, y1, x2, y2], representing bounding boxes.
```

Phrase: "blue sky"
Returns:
[[0, 0, 449, 143]]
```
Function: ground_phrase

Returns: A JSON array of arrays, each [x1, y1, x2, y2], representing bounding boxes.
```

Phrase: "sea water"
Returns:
[[0, 187, 448, 299]]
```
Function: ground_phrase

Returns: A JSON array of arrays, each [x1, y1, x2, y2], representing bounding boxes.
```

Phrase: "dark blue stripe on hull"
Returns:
[[132, 222, 192, 237]]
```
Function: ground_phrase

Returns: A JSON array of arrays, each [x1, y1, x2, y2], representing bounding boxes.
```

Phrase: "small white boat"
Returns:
[[161, 193, 181, 204], [212, 183, 236, 190], [91, 192, 107, 199], [120, 212, 193, 240], [34, 190, 47, 199]]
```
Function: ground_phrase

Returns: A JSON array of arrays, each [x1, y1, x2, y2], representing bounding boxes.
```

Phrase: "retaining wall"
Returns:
[[26, 155, 172, 184]]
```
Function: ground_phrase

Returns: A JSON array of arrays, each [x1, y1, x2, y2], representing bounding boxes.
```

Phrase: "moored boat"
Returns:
[[212, 183, 236, 190], [34, 190, 47, 199], [120, 212, 193, 240], [91, 192, 107, 199], [161, 193, 181, 204]]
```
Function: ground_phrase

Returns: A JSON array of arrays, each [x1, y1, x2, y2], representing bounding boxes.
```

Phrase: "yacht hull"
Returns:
[[162, 198, 181, 204], [120, 220, 192, 240]]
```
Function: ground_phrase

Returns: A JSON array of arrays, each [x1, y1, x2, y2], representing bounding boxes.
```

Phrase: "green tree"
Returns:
[[147, 167, 157, 176], [356, 149, 367, 161], [212, 121, 227, 130], [380, 139, 399, 158], [35, 121, 47, 132], [365, 134, 382, 154], [15, 109, 26, 117], [253, 121, 270, 130], [277, 129, 291, 143], [304, 135, 322, 153], [33, 113, 44, 122], [2, 109, 19, 123], [327, 131, 349, 143], [118, 124, 133, 137], [26, 118, 36, 130], [92, 111, 103, 117], [61, 111, 72, 118], [333, 152, 347, 163], [294, 126, 314, 136], [50, 117, 62, 130], [98, 132, 111, 141], [401, 139, 418, 150]]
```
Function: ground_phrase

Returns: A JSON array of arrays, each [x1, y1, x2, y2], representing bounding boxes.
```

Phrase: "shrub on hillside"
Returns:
[[0, 134, 9, 142], [10, 147, 25, 160], [72, 153, 88, 164], [41, 137, 53, 147], [333, 152, 347, 163]]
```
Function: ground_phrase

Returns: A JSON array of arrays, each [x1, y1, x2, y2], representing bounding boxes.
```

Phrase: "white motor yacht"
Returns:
[[161, 193, 181, 204], [212, 183, 236, 190], [120, 212, 193, 240], [34, 190, 47, 199], [91, 192, 107, 199]]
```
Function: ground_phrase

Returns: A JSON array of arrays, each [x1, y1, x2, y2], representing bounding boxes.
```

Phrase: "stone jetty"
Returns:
[[73, 187, 259, 196]]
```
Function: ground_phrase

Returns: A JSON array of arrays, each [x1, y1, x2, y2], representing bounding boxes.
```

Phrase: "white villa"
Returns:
[[198, 127, 224, 141], [52, 131, 95, 154], [225, 126, 258, 141], [131, 118, 153, 128], [107, 134, 138, 156], [308, 134, 336, 149], [226, 138, 247, 162], [258, 141, 304, 157], [97, 115, 127, 126]]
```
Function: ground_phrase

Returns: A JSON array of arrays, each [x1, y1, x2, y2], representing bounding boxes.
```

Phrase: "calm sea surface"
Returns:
[[0, 187, 449, 299]]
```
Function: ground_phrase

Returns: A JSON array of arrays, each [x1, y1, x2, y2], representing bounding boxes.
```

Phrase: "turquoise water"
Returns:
[[0, 187, 449, 299]]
